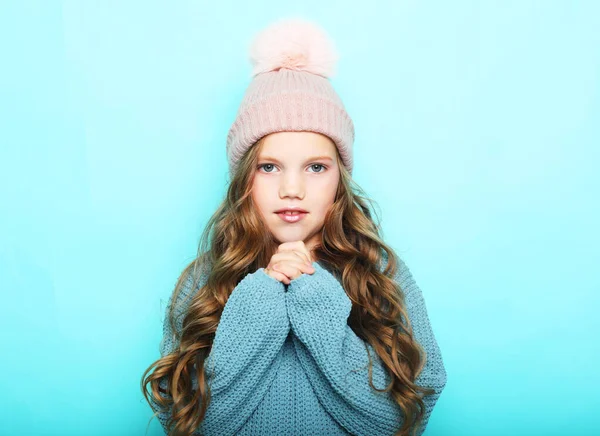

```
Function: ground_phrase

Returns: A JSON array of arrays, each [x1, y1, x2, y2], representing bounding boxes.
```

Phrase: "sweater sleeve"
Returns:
[[393, 257, 447, 436], [285, 260, 447, 436], [151, 267, 290, 436]]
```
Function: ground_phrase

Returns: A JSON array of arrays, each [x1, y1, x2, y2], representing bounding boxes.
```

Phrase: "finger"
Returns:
[[296, 241, 314, 263], [265, 268, 291, 285], [271, 263, 301, 281], [277, 242, 313, 265], [271, 259, 314, 274], [278, 241, 309, 257], [291, 250, 312, 266], [271, 250, 312, 267], [272, 260, 314, 280]]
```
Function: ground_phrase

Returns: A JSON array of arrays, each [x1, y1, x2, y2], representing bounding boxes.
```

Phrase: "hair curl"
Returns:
[[141, 136, 435, 436]]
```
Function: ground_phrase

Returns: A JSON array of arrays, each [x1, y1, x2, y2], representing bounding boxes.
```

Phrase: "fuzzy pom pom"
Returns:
[[248, 18, 339, 78]]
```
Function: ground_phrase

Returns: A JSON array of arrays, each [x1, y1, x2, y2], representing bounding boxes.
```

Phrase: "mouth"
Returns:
[[275, 211, 308, 223]]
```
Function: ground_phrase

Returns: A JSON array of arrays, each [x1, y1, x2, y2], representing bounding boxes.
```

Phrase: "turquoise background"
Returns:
[[1, 1, 599, 435]]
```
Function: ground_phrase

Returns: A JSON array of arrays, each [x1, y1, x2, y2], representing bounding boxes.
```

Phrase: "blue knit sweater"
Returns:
[[152, 257, 447, 435]]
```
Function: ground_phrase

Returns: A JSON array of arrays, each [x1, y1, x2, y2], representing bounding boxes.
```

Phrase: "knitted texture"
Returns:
[[152, 258, 447, 435], [225, 18, 355, 178]]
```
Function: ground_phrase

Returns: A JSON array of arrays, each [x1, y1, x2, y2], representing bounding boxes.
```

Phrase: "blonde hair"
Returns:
[[141, 137, 434, 436]]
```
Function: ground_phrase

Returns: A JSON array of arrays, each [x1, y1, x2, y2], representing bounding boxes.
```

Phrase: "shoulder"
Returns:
[[170, 256, 212, 312], [161, 258, 211, 344], [379, 249, 420, 299]]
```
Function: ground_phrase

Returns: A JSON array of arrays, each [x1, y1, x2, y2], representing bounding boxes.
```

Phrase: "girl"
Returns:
[[141, 17, 447, 436]]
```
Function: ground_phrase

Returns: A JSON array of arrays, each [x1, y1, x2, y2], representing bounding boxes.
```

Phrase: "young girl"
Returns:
[[142, 18, 447, 436]]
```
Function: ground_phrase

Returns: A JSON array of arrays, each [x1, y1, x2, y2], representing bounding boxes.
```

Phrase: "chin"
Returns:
[[271, 230, 308, 244]]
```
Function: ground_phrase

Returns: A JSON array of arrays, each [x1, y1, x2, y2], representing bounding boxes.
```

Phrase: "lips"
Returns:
[[277, 211, 305, 215], [275, 208, 308, 213], [275, 210, 308, 223]]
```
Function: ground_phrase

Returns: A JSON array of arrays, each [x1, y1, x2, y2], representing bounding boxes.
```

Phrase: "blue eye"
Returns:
[[309, 164, 326, 173], [257, 163, 327, 173], [258, 164, 277, 173]]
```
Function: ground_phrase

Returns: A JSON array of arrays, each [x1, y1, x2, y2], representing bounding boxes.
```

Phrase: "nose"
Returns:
[[279, 171, 305, 199]]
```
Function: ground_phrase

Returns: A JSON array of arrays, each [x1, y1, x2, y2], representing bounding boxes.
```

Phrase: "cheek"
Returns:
[[252, 179, 275, 211], [314, 176, 338, 199], [253, 179, 273, 198], [313, 193, 337, 216], [306, 177, 337, 208]]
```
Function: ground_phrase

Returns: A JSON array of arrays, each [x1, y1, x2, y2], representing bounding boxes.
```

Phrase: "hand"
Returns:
[[264, 241, 315, 285]]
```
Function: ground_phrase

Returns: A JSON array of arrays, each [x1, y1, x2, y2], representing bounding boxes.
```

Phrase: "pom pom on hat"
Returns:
[[248, 17, 339, 79], [227, 18, 354, 178]]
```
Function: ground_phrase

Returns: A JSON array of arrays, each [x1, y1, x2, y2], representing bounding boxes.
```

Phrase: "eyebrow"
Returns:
[[258, 156, 334, 163]]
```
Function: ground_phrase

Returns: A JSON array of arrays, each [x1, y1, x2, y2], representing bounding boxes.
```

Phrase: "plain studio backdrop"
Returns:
[[1, 1, 598, 435]]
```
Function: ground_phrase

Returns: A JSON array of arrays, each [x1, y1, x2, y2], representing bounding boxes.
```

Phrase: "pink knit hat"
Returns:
[[226, 18, 355, 177]]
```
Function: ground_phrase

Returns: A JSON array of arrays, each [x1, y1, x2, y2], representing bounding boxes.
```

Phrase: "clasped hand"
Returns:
[[264, 241, 315, 285]]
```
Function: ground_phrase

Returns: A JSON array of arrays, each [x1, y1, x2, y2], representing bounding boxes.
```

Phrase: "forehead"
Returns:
[[259, 131, 337, 159]]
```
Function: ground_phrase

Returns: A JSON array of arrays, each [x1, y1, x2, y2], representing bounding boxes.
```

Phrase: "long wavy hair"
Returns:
[[141, 136, 435, 436]]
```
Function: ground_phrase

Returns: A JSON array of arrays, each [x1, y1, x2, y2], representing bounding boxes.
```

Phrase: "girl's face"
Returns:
[[251, 131, 340, 255]]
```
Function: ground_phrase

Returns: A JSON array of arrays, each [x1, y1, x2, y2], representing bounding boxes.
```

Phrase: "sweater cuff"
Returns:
[[287, 261, 351, 309], [256, 267, 286, 286]]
